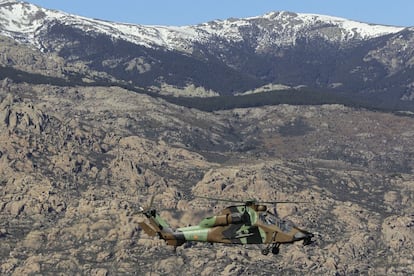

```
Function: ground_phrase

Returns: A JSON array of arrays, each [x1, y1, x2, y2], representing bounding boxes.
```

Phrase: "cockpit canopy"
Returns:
[[259, 211, 293, 232]]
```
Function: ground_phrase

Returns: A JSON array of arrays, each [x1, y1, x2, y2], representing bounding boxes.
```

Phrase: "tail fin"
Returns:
[[140, 208, 173, 234], [138, 196, 184, 246], [138, 220, 158, 237]]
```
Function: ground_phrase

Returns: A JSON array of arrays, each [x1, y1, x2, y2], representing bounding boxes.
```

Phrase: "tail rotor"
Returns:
[[138, 195, 156, 215]]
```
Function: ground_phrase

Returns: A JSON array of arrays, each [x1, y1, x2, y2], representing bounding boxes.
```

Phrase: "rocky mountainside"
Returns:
[[0, 80, 413, 275], [0, 1, 413, 275], [1, 0, 414, 110]]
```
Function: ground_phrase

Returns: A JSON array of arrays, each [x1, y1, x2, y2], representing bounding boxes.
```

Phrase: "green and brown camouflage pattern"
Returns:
[[139, 201, 314, 254]]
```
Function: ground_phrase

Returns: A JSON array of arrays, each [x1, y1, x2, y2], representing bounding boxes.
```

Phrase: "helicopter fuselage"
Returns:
[[156, 204, 312, 247], [139, 201, 314, 254]]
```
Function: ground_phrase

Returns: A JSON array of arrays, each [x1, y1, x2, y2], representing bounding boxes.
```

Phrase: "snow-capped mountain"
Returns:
[[0, 0, 404, 52], [1, 0, 414, 110]]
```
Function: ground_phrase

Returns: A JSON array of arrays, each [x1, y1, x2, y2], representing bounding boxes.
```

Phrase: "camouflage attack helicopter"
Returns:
[[138, 195, 314, 255]]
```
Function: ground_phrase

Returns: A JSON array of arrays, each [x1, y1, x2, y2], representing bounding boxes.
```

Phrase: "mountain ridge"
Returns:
[[1, 0, 413, 111]]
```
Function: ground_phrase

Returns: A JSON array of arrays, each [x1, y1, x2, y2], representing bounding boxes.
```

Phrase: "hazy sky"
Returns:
[[26, 0, 413, 27]]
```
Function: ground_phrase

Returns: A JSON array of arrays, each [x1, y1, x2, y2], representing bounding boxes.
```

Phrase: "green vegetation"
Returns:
[[0, 66, 75, 86], [160, 89, 393, 112], [1, 65, 413, 114], [0, 66, 114, 88]]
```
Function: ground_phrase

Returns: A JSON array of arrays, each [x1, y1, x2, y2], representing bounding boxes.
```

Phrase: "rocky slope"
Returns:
[[0, 1, 413, 274], [0, 80, 413, 275]]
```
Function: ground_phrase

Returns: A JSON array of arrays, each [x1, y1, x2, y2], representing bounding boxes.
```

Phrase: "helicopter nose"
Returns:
[[294, 231, 307, 239], [294, 231, 314, 245]]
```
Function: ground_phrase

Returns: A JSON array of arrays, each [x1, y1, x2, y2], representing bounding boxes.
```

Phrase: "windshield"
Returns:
[[259, 211, 293, 232]]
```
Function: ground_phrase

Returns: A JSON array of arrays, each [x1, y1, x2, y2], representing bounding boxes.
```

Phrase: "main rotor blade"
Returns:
[[194, 195, 247, 203], [194, 195, 308, 204], [259, 200, 309, 204]]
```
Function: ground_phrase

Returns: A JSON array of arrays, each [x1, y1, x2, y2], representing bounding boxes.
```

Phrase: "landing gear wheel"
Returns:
[[261, 248, 270, 255], [271, 246, 280, 255]]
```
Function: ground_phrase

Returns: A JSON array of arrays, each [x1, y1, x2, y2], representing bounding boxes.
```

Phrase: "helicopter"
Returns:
[[138, 195, 314, 255]]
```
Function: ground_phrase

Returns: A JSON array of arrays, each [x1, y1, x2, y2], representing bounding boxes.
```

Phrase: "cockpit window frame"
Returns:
[[259, 211, 293, 232]]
